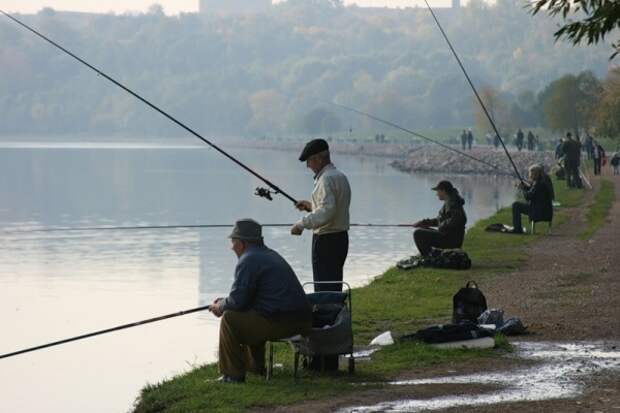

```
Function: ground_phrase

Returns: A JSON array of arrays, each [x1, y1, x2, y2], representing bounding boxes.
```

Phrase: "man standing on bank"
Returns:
[[209, 219, 312, 383], [291, 138, 351, 293]]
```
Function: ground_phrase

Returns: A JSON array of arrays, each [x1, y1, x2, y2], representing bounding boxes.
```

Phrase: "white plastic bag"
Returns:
[[369, 331, 394, 346]]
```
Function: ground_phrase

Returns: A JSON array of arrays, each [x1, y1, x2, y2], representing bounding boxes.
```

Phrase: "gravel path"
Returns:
[[259, 174, 620, 413]]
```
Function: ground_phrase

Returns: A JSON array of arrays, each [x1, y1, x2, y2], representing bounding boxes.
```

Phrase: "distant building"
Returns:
[[199, 0, 272, 15], [452, 0, 461, 9]]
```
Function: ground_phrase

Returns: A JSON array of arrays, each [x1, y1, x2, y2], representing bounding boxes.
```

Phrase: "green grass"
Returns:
[[132, 178, 585, 413], [579, 180, 616, 240]]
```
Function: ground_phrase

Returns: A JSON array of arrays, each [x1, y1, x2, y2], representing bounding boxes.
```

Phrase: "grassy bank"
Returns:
[[579, 180, 616, 240], [133, 178, 586, 413]]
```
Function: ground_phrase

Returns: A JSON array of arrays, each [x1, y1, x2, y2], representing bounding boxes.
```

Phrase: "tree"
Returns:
[[473, 86, 508, 134], [540, 71, 601, 134], [595, 68, 620, 139], [530, 0, 620, 58]]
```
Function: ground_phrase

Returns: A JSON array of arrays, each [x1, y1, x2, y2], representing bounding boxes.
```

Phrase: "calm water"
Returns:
[[0, 141, 516, 413]]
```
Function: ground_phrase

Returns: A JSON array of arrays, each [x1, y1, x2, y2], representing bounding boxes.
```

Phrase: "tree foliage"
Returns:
[[595, 68, 620, 138], [539, 71, 601, 133], [530, 0, 620, 59], [0, 1, 611, 138]]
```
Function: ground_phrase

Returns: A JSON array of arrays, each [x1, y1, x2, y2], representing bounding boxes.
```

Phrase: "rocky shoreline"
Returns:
[[226, 138, 556, 177], [391, 146, 557, 177]]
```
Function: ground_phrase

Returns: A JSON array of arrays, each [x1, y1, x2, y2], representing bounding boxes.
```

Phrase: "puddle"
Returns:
[[337, 342, 620, 413]]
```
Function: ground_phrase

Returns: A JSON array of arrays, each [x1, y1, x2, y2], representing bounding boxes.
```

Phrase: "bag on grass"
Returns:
[[400, 321, 492, 344], [452, 281, 487, 324]]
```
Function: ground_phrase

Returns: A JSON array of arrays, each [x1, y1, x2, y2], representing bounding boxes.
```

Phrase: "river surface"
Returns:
[[0, 141, 516, 413]]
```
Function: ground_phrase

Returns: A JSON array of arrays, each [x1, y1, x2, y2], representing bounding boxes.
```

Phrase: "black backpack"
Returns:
[[452, 281, 487, 324]]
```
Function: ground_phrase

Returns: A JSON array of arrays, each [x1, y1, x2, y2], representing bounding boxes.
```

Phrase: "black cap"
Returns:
[[228, 218, 263, 242], [299, 139, 329, 161], [431, 180, 455, 192]]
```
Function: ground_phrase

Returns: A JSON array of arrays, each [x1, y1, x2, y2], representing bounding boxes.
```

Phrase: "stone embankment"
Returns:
[[391, 146, 557, 176], [225, 138, 557, 176]]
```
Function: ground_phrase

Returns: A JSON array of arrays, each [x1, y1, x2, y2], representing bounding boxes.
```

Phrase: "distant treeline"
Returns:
[[0, 0, 612, 138]]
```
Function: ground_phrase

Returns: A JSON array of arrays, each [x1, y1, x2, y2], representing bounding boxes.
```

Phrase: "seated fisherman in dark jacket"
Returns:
[[413, 180, 467, 256], [510, 164, 554, 234], [208, 219, 312, 383]]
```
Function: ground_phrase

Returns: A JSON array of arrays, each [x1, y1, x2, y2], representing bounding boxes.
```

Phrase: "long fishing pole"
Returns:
[[423, 0, 525, 183], [5, 222, 415, 234], [329, 101, 500, 170], [0, 304, 212, 360], [0, 9, 296, 204]]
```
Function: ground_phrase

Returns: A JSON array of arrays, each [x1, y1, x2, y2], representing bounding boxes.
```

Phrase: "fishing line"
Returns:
[[3, 223, 414, 234], [0, 9, 297, 204], [329, 101, 500, 170], [423, 0, 525, 183]]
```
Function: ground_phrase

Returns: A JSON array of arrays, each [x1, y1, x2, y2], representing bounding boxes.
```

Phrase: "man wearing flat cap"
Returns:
[[291, 139, 351, 293], [412, 180, 467, 257], [209, 219, 312, 383]]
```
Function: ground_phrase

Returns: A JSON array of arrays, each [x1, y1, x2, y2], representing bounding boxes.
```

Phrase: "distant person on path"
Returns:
[[561, 132, 582, 188], [412, 180, 467, 257], [467, 128, 474, 150], [515, 128, 524, 151], [611, 152, 620, 175], [585, 133, 594, 160], [592, 141, 606, 176], [460, 130, 467, 150], [555, 138, 564, 160], [527, 131, 535, 151], [509, 165, 554, 234], [209, 219, 312, 383], [493, 133, 500, 149]]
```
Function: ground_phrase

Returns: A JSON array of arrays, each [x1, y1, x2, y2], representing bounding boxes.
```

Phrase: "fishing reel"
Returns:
[[255, 187, 279, 201]]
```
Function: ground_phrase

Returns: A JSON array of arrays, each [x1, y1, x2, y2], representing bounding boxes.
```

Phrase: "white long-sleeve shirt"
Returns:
[[297, 163, 351, 235]]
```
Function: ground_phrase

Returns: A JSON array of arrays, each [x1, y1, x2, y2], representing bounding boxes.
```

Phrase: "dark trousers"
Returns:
[[310, 231, 348, 371], [593, 158, 602, 175], [512, 201, 530, 233], [413, 228, 462, 256], [565, 160, 580, 188], [312, 231, 348, 292]]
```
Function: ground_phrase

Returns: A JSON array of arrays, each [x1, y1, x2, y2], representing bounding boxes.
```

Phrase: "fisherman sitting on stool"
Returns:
[[509, 164, 554, 234], [413, 180, 467, 257], [208, 219, 312, 383]]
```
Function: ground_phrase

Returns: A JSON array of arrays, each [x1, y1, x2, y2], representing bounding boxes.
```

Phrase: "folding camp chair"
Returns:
[[266, 281, 354, 381]]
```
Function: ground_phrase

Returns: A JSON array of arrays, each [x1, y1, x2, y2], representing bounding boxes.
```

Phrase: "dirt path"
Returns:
[[263, 175, 620, 413]]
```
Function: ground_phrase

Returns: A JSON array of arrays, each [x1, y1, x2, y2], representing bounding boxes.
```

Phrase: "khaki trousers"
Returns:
[[218, 309, 311, 378]]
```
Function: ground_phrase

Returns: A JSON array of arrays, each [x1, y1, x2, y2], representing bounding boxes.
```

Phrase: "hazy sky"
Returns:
[[1, 1, 456, 15]]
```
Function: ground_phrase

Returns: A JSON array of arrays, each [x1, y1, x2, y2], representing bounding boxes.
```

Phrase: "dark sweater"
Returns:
[[427, 192, 467, 245], [222, 245, 310, 318], [522, 178, 554, 222]]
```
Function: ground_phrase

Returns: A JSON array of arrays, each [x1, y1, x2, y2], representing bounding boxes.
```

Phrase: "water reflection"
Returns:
[[0, 143, 516, 413]]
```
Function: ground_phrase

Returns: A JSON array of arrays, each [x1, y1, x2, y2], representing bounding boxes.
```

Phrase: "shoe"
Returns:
[[216, 375, 245, 383]]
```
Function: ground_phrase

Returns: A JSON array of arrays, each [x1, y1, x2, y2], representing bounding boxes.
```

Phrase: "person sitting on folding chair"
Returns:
[[510, 164, 554, 234], [412, 180, 467, 257], [208, 219, 312, 383]]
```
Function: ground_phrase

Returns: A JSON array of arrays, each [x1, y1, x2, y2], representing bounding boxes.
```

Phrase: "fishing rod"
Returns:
[[0, 10, 295, 205], [329, 101, 500, 170], [423, 0, 525, 183], [0, 304, 213, 360], [5, 222, 415, 234]]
